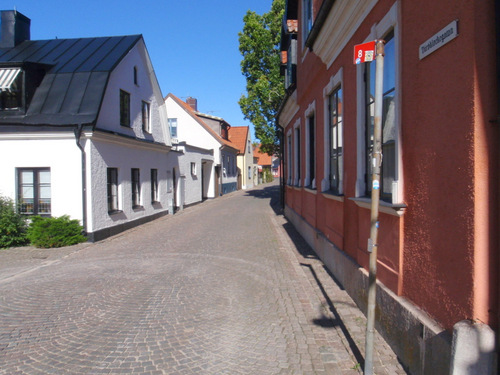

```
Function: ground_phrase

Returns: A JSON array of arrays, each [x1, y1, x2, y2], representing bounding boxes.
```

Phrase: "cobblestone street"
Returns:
[[0, 181, 405, 374]]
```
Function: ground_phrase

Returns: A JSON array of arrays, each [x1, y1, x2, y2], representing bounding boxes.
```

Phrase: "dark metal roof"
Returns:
[[0, 34, 142, 126]]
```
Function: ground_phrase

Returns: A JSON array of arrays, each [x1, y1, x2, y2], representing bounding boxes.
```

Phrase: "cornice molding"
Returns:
[[88, 130, 171, 152], [278, 90, 299, 128], [313, 0, 378, 69]]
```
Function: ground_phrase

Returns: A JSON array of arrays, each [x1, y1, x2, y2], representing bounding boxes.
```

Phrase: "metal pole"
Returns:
[[364, 39, 385, 375]]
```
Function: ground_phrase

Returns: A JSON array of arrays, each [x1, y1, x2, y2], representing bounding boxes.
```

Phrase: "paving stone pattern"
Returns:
[[0, 181, 406, 374]]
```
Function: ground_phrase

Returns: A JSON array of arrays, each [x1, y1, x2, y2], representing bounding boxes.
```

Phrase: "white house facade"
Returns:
[[165, 94, 239, 198], [0, 10, 174, 242]]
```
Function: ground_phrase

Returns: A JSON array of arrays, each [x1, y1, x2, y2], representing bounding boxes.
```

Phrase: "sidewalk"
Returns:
[[268, 196, 406, 374]]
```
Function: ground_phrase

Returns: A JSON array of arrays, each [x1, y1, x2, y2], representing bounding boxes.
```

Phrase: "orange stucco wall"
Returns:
[[400, 0, 498, 329], [282, 0, 498, 330]]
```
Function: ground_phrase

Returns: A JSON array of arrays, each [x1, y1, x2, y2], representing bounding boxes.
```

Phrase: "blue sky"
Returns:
[[8, 0, 274, 140]]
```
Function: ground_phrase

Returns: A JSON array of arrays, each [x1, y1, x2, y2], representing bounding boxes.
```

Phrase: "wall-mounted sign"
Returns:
[[354, 41, 376, 64], [419, 20, 458, 60]]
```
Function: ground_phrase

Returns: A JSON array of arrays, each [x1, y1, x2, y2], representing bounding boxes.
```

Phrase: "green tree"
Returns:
[[0, 195, 28, 249], [239, 0, 285, 155]]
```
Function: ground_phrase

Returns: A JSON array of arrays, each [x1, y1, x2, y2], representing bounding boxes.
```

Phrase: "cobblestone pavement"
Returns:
[[0, 181, 407, 374]]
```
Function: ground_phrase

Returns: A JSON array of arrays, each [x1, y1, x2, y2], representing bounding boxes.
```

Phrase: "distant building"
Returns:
[[253, 145, 273, 185], [165, 94, 239, 197], [228, 126, 254, 190]]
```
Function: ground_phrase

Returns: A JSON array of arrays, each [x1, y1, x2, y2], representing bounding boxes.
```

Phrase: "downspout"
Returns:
[[74, 124, 87, 236]]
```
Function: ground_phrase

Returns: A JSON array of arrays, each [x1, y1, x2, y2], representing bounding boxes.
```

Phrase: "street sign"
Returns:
[[354, 41, 376, 64]]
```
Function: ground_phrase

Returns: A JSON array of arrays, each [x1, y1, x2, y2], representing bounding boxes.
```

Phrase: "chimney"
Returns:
[[0, 10, 31, 49], [186, 97, 198, 111]]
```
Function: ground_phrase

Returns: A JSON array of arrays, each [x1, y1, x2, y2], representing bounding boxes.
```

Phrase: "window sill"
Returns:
[[304, 187, 317, 194], [349, 197, 407, 217], [108, 209, 123, 215], [321, 191, 344, 202], [132, 205, 144, 211]]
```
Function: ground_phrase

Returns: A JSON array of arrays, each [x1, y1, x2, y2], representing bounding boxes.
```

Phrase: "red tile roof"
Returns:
[[253, 144, 273, 166], [228, 126, 249, 154]]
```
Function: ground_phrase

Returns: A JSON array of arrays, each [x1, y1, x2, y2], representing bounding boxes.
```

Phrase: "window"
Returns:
[[107, 168, 119, 212], [365, 30, 396, 202], [0, 68, 23, 111], [305, 105, 315, 189], [17, 168, 51, 215], [302, 0, 313, 42], [191, 162, 197, 176], [120, 90, 130, 127], [285, 40, 297, 90], [294, 123, 301, 186], [248, 166, 252, 179], [221, 125, 228, 140], [151, 169, 158, 203], [329, 86, 343, 194], [248, 140, 251, 154], [133, 66, 138, 85], [142, 101, 151, 133], [131, 168, 141, 207], [168, 118, 177, 138], [166, 170, 172, 193], [287, 133, 292, 185]]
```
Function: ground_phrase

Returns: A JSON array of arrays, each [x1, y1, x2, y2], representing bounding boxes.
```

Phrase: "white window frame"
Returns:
[[150, 168, 159, 203], [131, 168, 141, 208], [304, 101, 316, 189], [356, 2, 402, 204], [293, 118, 301, 187], [323, 68, 343, 194], [191, 162, 197, 176], [142, 100, 151, 133], [286, 130, 293, 185], [107, 167, 120, 213], [168, 118, 177, 138]]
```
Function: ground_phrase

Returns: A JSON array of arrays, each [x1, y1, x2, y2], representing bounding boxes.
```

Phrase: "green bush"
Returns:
[[0, 195, 29, 248], [27, 215, 87, 248]]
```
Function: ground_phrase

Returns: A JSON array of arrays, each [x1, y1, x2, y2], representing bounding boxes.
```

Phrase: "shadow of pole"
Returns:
[[301, 262, 365, 368]]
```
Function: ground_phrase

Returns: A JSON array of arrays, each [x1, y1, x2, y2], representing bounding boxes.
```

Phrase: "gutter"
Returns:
[[74, 124, 88, 235]]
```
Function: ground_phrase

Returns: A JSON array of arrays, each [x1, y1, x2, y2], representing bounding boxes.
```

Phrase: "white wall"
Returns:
[[97, 40, 169, 146], [85, 134, 171, 234], [165, 96, 224, 198], [0, 133, 83, 222], [175, 145, 214, 205]]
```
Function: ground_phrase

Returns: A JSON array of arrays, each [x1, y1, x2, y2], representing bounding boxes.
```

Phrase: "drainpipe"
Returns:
[[74, 124, 87, 236]]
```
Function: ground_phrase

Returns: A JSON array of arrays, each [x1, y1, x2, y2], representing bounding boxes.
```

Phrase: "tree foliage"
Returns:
[[0, 195, 28, 249], [239, 0, 285, 155]]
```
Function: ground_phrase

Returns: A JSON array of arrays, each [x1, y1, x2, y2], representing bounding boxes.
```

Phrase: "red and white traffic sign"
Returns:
[[354, 41, 376, 64]]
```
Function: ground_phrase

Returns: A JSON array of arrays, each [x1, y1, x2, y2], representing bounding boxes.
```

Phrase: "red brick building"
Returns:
[[278, 0, 499, 372]]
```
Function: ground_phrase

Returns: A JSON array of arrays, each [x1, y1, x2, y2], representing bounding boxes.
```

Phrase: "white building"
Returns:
[[0, 10, 176, 241], [165, 94, 239, 198]]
